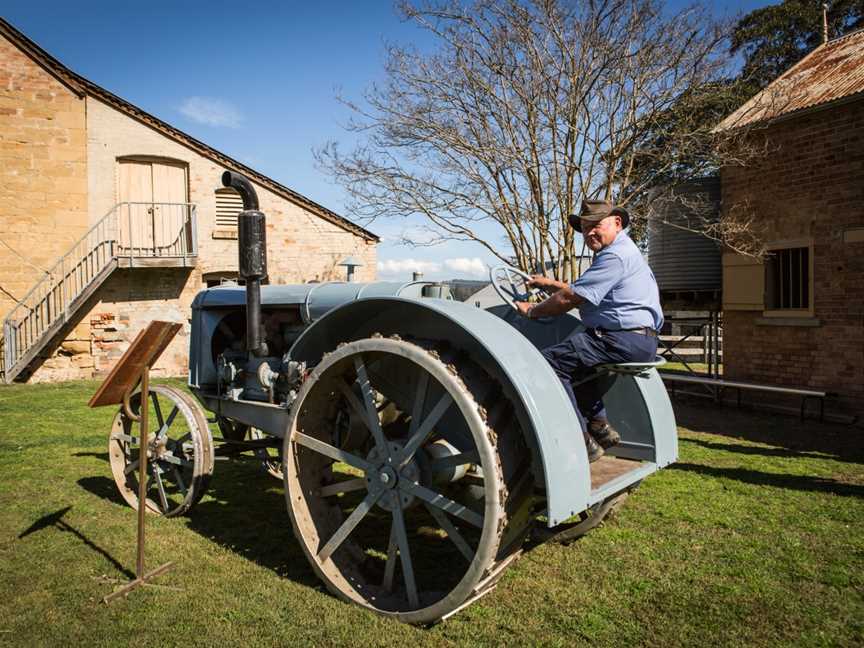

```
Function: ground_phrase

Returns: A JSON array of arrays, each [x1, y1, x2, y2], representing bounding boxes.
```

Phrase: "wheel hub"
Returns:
[[366, 442, 421, 511]]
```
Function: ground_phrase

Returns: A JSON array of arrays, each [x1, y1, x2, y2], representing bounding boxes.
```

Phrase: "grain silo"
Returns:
[[647, 177, 722, 375], [647, 177, 722, 307]]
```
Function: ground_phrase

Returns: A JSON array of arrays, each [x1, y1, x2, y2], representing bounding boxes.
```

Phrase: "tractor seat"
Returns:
[[596, 357, 666, 376], [572, 357, 665, 388]]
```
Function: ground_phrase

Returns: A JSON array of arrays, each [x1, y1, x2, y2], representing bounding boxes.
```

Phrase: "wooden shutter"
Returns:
[[722, 252, 764, 311], [215, 189, 243, 229]]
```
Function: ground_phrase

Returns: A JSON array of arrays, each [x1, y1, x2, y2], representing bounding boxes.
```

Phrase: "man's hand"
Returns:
[[527, 274, 565, 294], [527, 274, 555, 289], [514, 301, 533, 318]]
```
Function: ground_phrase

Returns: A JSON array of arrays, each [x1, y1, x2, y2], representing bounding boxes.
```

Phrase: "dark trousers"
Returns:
[[541, 329, 658, 427]]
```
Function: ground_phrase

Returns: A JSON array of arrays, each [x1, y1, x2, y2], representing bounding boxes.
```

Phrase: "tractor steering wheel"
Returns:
[[489, 265, 553, 322]]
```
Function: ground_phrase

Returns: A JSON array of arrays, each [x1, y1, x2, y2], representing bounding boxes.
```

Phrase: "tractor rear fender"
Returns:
[[288, 296, 591, 525]]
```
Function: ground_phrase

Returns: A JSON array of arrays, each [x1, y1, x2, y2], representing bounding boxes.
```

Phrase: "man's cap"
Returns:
[[568, 200, 629, 229]]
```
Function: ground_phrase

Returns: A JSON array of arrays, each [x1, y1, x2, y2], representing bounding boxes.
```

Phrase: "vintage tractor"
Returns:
[[105, 171, 677, 624]]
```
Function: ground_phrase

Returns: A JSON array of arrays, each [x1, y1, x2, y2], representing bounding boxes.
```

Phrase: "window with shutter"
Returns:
[[215, 188, 243, 231]]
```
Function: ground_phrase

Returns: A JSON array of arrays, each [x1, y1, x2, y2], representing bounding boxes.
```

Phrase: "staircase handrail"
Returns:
[[3, 203, 122, 328], [2, 201, 196, 380], [4, 201, 196, 327]]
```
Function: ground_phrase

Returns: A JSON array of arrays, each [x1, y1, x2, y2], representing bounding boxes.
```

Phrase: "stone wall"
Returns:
[[0, 33, 88, 318], [28, 96, 377, 381], [720, 100, 864, 418], [86, 98, 377, 284], [31, 268, 198, 382]]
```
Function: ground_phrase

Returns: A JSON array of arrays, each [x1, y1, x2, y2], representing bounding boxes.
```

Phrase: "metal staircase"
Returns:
[[1, 202, 197, 383]]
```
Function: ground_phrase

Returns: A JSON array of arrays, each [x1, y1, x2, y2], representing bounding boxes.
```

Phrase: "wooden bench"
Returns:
[[659, 373, 832, 421]]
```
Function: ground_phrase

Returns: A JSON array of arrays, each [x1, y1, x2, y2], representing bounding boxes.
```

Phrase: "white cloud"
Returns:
[[377, 258, 442, 276], [179, 97, 242, 128], [443, 257, 489, 277], [376, 256, 490, 280]]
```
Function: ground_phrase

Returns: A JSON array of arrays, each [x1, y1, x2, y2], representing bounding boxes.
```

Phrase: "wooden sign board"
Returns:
[[88, 321, 182, 408]]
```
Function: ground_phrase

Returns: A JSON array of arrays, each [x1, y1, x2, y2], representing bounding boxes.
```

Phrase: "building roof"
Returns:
[[0, 18, 378, 242], [716, 28, 864, 131]]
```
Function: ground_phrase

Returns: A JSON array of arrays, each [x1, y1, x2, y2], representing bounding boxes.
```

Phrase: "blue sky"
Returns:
[[4, 0, 772, 280]]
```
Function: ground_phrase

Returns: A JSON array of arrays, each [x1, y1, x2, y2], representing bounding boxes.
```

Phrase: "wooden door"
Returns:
[[118, 159, 153, 252], [151, 161, 188, 253], [117, 159, 188, 254]]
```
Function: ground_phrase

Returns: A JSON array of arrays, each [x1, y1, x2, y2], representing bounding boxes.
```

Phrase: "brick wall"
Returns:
[[721, 100, 864, 417], [0, 34, 88, 318]]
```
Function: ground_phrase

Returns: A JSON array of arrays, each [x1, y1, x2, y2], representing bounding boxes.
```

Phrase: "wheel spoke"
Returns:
[[293, 432, 374, 472], [408, 371, 429, 436], [152, 466, 170, 512], [318, 478, 368, 498], [150, 392, 164, 428], [335, 380, 370, 430], [124, 456, 140, 476], [111, 432, 138, 444], [424, 503, 474, 563], [381, 522, 398, 592], [158, 451, 192, 468], [353, 357, 389, 454], [172, 467, 188, 496], [428, 450, 481, 472], [399, 480, 483, 528], [398, 391, 453, 468], [161, 406, 180, 433], [169, 432, 191, 451], [390, 493, 419, 608], [317, 490, 381, 562]]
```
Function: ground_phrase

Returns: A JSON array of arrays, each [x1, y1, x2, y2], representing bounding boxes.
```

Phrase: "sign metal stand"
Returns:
[[88, 320, 182, 603]]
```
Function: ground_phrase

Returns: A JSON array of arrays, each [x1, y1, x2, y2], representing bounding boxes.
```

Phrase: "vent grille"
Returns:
[[215, 189, 243, 229]]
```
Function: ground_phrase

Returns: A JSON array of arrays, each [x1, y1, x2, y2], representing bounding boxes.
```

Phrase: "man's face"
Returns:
[[580, 215, 622, 251]]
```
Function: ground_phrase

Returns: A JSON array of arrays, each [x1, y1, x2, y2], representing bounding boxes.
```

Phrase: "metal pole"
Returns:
[[136, 367, 149, 579]]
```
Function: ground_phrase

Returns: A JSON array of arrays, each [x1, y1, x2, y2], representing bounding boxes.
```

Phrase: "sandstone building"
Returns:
[[716, 30, 864, 419], [0, 18, 378, 382]]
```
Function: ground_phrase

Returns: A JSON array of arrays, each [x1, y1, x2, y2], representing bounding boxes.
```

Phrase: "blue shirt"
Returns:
[[570, 232, 664, 331]]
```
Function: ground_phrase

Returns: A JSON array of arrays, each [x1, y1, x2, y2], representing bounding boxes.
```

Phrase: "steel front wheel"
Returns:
[[284, 337, 534, 624], [108, 385, 214, 517]]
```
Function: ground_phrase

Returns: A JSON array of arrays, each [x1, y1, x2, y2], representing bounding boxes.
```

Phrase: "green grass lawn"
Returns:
[[1, 380, 862, 647]]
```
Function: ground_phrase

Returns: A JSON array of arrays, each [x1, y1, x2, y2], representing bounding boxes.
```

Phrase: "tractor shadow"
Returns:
[[75, 457, 463, 595], [183, 463, 320, 586], [75, 459, 319, 588]]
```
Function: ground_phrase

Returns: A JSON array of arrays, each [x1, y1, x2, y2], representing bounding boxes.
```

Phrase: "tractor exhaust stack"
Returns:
[[222, 171, 268, 356]]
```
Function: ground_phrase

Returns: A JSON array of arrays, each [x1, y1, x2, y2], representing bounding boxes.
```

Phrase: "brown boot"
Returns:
[[589, 418, 621, 450], [584, 433, 604, 463]]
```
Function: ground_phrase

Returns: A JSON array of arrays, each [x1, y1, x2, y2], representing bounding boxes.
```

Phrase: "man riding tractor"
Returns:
[[515, 200, 664, 462]]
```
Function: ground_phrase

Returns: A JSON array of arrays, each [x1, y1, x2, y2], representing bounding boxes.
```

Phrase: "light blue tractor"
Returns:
[[106, 173, 677, 624]]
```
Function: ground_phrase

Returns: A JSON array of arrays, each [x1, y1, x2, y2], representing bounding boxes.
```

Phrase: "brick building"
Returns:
[[716, 31, 864, 419], [0, 18, 378, 382]]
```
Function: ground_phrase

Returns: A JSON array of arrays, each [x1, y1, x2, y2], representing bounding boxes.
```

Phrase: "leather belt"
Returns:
[[594, 327, 658, 338]]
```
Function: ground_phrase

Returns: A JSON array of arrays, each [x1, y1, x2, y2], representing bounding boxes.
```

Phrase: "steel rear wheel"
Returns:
[[284, 337, 534, 624], [108, 385, 214, 517]]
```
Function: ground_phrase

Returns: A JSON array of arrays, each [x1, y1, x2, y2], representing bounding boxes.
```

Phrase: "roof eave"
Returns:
[[714, 89, 864, 134], [0, 17, 378, 243]]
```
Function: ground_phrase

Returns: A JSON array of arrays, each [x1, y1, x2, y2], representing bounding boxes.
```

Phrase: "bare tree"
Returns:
[[318, 0, 769, 279]]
